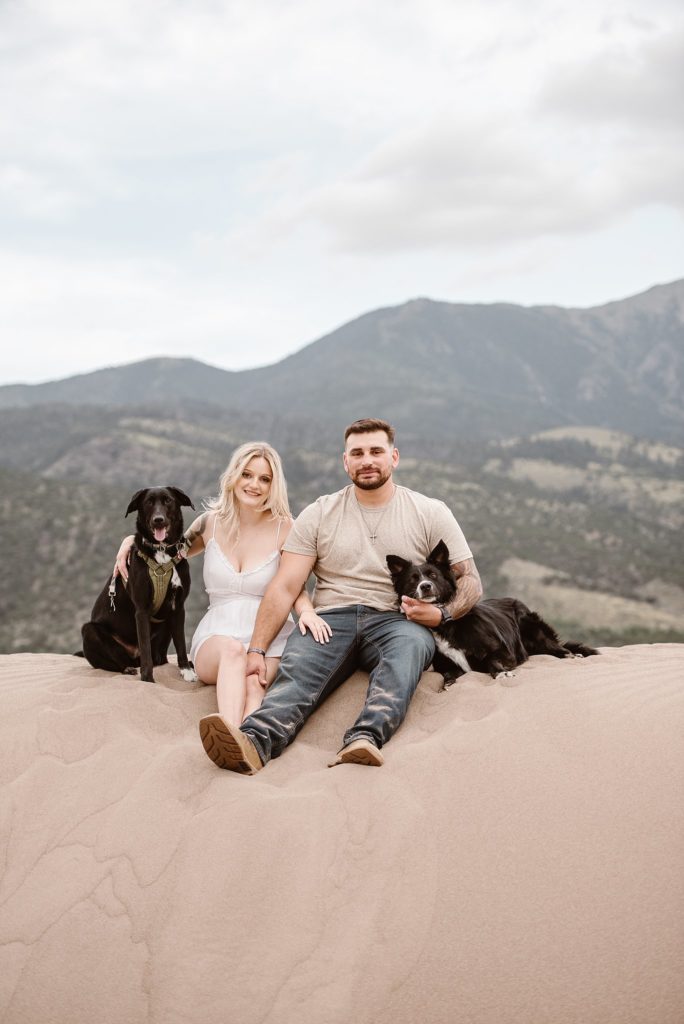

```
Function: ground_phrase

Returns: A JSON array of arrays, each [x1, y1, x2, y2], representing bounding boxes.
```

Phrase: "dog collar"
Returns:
[[139, 538, 187, 559]]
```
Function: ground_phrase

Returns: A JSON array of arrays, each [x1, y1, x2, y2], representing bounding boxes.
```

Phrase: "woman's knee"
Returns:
[[195, 636, 245, 678], [245, 672, 265, 696], [209, 636, 246, 661]]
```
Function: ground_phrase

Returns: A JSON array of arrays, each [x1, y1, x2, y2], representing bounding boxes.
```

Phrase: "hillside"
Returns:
[[1, 419, 682, 653], [1, 281, 682, 654], [2, 279, 683, 442]]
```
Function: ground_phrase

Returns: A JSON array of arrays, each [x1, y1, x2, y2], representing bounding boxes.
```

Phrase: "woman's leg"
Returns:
[[242, 657, 280, 721], [194, 636, 248, 726]]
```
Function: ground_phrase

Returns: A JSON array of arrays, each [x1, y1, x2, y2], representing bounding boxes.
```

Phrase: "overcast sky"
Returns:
[[1, 0, 682, 385]]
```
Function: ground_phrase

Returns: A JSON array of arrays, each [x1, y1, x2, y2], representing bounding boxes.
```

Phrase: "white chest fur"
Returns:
[[434, 635, 472, 675]]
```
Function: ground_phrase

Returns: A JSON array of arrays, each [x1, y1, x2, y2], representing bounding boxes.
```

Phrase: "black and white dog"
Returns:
[[81, 486, 197, 684], [387, 540, 597, 688]]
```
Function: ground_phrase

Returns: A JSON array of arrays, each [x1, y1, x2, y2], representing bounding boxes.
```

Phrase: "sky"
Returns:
[[1, 0, 683, 385]]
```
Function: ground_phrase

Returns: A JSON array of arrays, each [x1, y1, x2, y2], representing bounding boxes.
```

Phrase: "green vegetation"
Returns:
[[1, 413, 682, 653]]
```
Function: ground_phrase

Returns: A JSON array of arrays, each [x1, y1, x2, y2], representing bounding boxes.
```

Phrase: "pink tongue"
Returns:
[[154, 527, 167, 542]]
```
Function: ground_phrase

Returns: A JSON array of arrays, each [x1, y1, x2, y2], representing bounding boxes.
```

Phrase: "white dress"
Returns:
[[190, 517, 295, 662]]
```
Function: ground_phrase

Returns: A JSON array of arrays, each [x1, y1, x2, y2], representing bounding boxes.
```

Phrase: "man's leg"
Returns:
[[339, 609, 435, 752], [237, 608, 360, 765]]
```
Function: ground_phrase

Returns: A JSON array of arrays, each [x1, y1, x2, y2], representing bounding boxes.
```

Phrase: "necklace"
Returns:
[[356, 488, 395, 544]]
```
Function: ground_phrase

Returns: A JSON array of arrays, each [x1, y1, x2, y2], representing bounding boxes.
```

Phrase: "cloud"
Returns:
[[539, 24, 684, 130], [0, 164, 86, 221], [292, 115, 657, 252], [284, 9, 684, 254], [0, 244, 318, 383], [0, 0, 682, 383]]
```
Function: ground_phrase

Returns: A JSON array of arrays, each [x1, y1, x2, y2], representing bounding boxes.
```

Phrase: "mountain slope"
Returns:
[[2, 280, 682, 442], [1, 426, 681, 653]]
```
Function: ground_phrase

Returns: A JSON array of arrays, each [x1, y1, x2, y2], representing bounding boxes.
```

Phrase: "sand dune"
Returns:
[[1, 645, 683, 1024]]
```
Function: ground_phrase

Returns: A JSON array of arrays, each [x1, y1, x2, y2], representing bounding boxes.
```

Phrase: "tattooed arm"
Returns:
[[182, 512, 209, 556], [114, 511, 208, 581], [445, 558, 483, 619]]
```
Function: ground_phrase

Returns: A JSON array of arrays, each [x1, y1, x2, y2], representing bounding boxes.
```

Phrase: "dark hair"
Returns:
[[344, 418, 396, 445]]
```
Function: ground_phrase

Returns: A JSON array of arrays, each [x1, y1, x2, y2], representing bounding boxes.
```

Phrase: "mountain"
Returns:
[[0, 358, 237, 409], [1, 280, 683, 655], [2, 279, 683, 442]]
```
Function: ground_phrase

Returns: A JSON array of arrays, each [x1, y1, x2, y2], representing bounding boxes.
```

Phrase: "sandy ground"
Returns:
[[1, 644, 683, 1024]]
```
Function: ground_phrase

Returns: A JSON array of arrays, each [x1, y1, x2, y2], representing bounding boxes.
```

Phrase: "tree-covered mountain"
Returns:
[[1, 281, 682, 654], [2, 279, 683, 443], [1, 417, 681, 653]]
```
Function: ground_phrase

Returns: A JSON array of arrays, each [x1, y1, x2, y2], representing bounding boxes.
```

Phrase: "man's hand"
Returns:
[[401, 596, 442, 628], [246, 651, 268, 687]]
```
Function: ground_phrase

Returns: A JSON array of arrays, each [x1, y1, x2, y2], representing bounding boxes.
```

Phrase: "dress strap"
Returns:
[[211, 513, 218, 540]]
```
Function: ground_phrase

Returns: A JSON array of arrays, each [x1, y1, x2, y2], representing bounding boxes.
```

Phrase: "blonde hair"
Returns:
[[205, 442, 291, 538]]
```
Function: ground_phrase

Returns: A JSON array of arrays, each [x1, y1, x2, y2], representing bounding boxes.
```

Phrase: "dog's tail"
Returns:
[[564, 641, 599, 657]]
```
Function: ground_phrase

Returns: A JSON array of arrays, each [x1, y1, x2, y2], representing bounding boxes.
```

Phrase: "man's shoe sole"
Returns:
[[198, 714, 262, 774], [329, 738, 384, 768]]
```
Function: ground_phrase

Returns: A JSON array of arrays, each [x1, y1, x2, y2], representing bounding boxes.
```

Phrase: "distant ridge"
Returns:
[[0, 356, 235, 408], [1, 279, 682, 441]]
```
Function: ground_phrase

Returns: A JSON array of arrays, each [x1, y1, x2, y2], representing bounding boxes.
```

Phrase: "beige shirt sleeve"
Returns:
[[282, 500, 322, 558], [425, 500, 472, 564]]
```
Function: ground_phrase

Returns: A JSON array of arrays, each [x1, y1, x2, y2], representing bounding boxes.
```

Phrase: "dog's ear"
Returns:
[[167, 487, 195, 510], [386, 554, 410, 577], [125, 489, 147, 517], [427, 539, 450, 569]]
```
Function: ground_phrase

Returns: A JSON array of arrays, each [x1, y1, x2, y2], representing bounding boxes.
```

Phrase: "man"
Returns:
[[198, 418, 482, 773]]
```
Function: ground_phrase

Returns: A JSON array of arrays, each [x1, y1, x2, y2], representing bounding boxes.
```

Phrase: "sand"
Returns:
[[1, 645, 683, 1024]]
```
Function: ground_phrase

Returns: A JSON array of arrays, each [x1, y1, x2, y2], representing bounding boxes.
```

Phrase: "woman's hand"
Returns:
[[113, 535, 135, 582], [297, 610, 333, 644]]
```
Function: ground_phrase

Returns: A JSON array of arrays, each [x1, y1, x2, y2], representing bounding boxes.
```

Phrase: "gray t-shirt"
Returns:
[[283, 484, 472, 613]]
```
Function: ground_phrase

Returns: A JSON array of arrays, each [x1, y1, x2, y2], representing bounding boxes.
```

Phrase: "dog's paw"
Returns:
[[497, 670, 522, 688], [441, 677, 457, 691], [180, 667, 198, 682], [123, 667, 139, 676]]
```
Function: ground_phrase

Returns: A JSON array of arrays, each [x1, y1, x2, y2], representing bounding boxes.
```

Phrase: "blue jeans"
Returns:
[[241, 605, 435, 764]]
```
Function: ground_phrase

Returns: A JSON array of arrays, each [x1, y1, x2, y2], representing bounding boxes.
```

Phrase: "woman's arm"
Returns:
[[182, 512, 210, 557], [293, 587, 332, 644], [278, 518, 332, 644], [114, 512, 209, 581]]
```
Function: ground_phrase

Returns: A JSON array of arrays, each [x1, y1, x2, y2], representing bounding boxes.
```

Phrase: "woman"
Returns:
[[115, 442, 331, 734]]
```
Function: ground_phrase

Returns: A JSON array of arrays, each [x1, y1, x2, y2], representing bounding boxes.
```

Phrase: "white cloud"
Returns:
[[287, 7, 684, 252], [539, 23, 684, 129], [0, 0, 682, 384]]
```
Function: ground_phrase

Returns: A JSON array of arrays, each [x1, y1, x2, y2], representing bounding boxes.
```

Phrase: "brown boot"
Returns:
[[198, 714, 263, 774], [328, 738, 384, 768]]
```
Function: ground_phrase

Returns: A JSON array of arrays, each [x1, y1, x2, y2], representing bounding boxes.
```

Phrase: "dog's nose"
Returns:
[[152, 514, 166, 526], [418, 581, 433, 595]]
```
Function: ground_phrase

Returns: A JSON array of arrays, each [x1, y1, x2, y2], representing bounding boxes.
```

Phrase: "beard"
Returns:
[[350, 466, 392, 490]]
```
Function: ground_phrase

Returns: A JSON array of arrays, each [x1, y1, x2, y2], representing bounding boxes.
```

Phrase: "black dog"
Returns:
[[81, 486, 196, 683], [387, 540, 597, 688]]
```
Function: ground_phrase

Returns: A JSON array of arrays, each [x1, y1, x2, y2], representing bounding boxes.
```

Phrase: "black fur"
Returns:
[[81, 486, 195, 683], [387, 540, 598, 688]]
